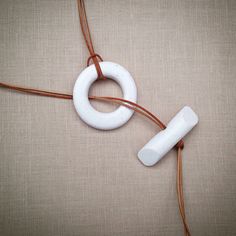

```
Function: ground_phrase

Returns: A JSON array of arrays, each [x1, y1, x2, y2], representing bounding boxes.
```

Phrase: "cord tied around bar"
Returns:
[[176, 140, 185, 150]]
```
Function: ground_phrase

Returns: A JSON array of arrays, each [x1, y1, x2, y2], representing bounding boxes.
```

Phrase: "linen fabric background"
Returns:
[[0, 0, 236, 235]]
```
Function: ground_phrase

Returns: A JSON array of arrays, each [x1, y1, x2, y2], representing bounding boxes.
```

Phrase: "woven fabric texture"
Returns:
[[0, 0, 236, 235]]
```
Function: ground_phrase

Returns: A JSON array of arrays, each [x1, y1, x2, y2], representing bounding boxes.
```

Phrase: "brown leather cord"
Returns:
[[77, 0, 105, 80], [0, 82, 191, 236], [177, 148, 191, 236], [0, 82, 73, 99], [0, 1, 191, 234]]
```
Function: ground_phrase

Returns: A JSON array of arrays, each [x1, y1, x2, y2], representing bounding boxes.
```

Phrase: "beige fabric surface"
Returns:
[[0, 0, 236, 235]]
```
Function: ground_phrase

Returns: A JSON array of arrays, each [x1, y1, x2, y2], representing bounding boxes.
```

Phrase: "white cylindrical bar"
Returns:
[[138, 106, 198, 166]]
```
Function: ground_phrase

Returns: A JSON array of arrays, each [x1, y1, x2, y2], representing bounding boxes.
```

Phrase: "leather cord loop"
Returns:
[[87, 54, 103, 67]]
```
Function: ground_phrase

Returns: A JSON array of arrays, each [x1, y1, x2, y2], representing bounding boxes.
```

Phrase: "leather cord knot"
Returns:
[[176, 139, 184, 150]]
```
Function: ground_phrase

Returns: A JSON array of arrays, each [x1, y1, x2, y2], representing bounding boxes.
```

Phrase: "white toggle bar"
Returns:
[[138, 106, 199, 166]]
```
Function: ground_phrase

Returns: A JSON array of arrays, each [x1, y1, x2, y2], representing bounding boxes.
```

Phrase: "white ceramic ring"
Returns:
[[73, 61, 137, 130]]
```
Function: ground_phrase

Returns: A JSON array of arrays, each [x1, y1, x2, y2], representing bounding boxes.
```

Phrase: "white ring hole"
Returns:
[[89, 79, 122, 112]]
